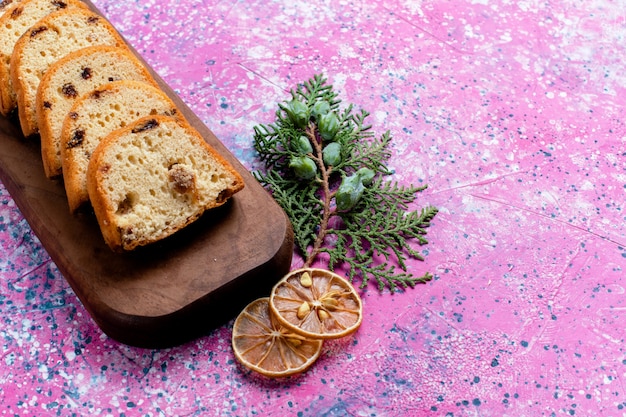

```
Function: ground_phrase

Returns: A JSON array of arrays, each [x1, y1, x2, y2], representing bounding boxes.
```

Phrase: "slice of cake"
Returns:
[[36, 45, 156, 178], [0, 0, 24, 112], [87, 115, 245, 252], [9, 8, 125, 137], [61, 79, 181, 212], [0, 0, 88, 116]]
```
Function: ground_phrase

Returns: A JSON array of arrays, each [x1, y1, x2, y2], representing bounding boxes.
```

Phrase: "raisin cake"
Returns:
[[61, 79, 181, 212], [36, 45, 156, 178], [87, 115, 245, 252], [9, 8, 125, 137], [0, 0, 88, 116]]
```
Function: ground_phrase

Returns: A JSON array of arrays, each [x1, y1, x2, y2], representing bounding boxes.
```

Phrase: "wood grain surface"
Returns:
[[0, 2, 293, 348]]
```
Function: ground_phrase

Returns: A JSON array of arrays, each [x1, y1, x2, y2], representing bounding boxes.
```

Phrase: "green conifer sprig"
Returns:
[[252, 74, 438, 293]]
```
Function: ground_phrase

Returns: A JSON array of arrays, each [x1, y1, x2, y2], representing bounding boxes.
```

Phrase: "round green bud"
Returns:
[[292, 135, 313, 155], [311, 100, 331, 121], [289, 156, 317, 180], [335, 173, 365, 211], [356, 167, 375, 185], [317, 112, 340, 141], [322, 142, 342, 167], [282, 99, 309, 129]]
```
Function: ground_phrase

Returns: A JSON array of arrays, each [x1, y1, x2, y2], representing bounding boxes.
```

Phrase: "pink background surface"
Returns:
[[2, 0, 626, 415]]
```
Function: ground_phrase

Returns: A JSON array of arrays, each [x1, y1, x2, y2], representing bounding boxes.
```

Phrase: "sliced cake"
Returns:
[[9, 8, 125, 137], [0, 0, 88, 116], [61, 79, 181, 212], [87, 115, 245, 252], [36, 45, 156, 178]]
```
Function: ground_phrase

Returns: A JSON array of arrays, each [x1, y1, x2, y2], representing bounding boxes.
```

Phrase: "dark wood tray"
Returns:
[[0, 1, 293, 348]]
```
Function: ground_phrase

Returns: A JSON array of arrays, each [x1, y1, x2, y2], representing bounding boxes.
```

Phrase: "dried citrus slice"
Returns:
[[232, 297, 323, 378], [269, 268, 363, 340]]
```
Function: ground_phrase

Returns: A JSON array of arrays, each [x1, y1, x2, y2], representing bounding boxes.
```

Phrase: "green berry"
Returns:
[[311, 100, 331, 121], [289, 156, 317, 180], [335, 173, 365, 211], [282, 99, 309, 129], [356, 167, 375, 185], [317, 112, 340, 141], [322, 142, 342, 166], [292, 135, 313, 155]]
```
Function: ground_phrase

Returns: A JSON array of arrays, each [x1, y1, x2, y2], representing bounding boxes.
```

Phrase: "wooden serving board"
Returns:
[[0, 2, 293, 348]]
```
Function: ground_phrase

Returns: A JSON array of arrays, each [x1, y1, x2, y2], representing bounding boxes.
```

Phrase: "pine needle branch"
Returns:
[[252, 74, 438, 293]]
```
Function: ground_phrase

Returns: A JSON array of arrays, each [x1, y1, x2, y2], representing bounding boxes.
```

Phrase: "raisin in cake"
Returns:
[[87, 115, 245, 252], [9, 8, 125, 137], [0, 0, 24, 17], [0, 0, 88, 116], [37, 45, 156, 178], [61, 79, 181, 212]]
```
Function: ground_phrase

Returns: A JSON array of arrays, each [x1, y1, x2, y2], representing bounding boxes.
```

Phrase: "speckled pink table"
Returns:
[[2, 0, 625, 415]]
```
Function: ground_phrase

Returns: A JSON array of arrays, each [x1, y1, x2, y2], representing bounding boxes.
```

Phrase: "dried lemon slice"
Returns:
[[232, 297, 323, 378], [269, 268, 363, 340]]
